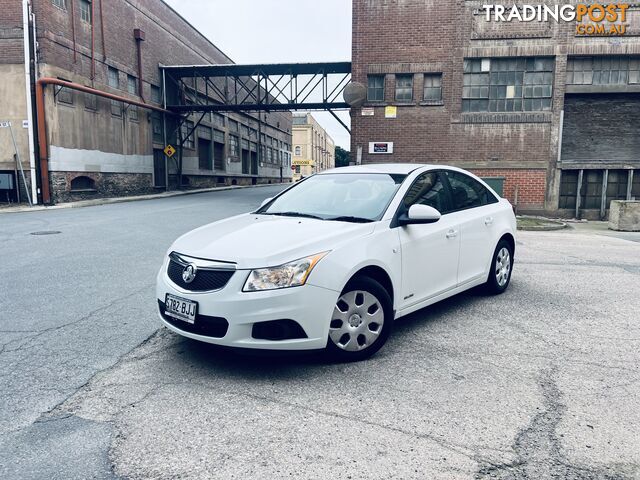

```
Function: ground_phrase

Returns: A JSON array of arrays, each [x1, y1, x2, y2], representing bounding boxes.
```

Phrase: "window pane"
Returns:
[[446, 171, 496, 209], [403, 173, 451, 214]]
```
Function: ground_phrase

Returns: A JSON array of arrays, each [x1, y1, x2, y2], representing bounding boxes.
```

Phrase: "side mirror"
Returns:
[[260, 197, 273, 208], [398, 204, 441, 226]]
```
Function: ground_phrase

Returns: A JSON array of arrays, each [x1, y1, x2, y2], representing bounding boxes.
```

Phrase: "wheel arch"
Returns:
[[499, 232, 516, 258], [347, 265, 394, 306]]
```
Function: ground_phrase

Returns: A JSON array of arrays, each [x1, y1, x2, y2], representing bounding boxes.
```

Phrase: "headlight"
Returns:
[[243, 252, 329, 292]]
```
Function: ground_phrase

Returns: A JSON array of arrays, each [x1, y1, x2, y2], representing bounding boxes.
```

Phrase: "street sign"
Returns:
[[164, 144, 176, 158]]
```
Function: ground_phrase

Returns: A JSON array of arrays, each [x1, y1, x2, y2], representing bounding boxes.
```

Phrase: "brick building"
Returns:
[[351, 0, 640, 217], [0, 0, 292, 205]]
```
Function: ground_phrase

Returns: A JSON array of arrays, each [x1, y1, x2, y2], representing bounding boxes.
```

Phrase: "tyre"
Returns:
[[485, 239, 514, 295], [326, 276, 393, 362]]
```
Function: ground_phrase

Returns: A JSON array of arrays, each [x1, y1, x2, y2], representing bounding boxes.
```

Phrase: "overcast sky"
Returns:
[[164, 0, 352, 150]]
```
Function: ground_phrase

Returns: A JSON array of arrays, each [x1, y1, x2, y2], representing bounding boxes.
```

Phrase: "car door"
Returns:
[[443, 170, 501, 286], [396, 171, 460, 309]]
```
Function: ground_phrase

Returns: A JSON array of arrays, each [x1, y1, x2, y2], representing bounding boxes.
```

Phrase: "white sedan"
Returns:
[[156, 164, 516, 361]]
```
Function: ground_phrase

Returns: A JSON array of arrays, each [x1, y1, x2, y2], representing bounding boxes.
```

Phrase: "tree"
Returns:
[[335, 146, 351, 168]]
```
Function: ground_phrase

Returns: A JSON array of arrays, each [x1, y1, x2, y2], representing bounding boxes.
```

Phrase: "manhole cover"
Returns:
[[30, 231, 62, 236]]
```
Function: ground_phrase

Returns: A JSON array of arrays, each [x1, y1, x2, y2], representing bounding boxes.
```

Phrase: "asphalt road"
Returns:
[[1, 188, 640, 479]]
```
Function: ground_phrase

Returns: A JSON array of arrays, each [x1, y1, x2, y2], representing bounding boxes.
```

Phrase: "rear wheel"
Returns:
[[326, 277, 393, 362], [485, 239, 513, 294]]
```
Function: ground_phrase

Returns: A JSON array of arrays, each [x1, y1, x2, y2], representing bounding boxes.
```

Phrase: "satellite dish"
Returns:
[[343, 82, 367, 108]]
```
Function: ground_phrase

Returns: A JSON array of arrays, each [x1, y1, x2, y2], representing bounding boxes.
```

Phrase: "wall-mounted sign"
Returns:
[[369, 142, 394, 154], [164, 144, 176, 158], [385, 106, 397, 118], [361, 107, 375, 116], [293, 159, 314, 166]]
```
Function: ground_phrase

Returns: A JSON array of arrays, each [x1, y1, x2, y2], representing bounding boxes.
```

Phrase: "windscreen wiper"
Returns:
[[327, 216, 374, 223], [266, 211, 325, 220]]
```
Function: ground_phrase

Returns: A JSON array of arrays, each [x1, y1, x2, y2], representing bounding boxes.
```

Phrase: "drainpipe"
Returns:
[[134, 29, 145, 101], [99, 0, 106, 60], [35, 78, 174, 204], [22, 0, 38, 204], [69, 0, 77, 63], [90, 0, 95, 80]]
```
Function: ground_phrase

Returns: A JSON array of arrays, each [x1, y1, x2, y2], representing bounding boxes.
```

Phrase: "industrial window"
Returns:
[[56, 78, 74, 105], [606, 170, 629, 207], [52, 0, 66, 10], [151, 113, 163, 143], [295, 146, 301, 156], [250, 128, 258, 139], [559, 171, 579, 209], [229, 120, 239, 132], [84, 91, 96, 111], [566, 58, 594, 85], [241, 124, 250, 137], [395, 75, 413, 102], [181, 121, 195, 149], [423, 73, 443, 103], [581, 170, 603, 209], [79, 0, 91, 23], [213, 129, 225, 144], [151, 85, 161, 104], [229, 135, 239, 157], [211, 113, 225, 127], [633, 170, 640, 199], [567, 56, 640, 85], [367, 75, 385, 102], [127, 75, 137, 95], [107, 67, 119, 89], [462, 57, 554, 112]]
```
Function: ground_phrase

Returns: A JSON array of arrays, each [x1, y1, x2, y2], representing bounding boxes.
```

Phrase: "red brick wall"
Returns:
[[471, 168, 547, 207], [0, 0, 26, 64]]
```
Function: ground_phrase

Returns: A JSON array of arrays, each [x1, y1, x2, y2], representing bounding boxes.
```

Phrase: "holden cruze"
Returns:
[[156, 164, 516, 361]]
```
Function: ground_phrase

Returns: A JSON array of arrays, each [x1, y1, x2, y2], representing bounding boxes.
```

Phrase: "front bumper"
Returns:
[[156, 264, 339, 350]]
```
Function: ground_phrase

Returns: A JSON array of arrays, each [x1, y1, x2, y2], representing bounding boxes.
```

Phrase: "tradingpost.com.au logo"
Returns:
[[482, 3, 631, 36]]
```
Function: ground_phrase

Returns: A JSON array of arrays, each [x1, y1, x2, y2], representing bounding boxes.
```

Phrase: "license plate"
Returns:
[[164, 294, 198, 324]]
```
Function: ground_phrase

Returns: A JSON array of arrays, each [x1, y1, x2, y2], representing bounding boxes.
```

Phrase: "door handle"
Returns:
[[484, 217, 494, 226], [446, 229, 458, 239]]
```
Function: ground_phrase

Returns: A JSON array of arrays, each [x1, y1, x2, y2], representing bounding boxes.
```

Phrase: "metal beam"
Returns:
[[167, 102, 351, 113]]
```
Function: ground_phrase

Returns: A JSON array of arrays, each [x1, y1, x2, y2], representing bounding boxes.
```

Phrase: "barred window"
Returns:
[[463, 57, 554, 113], [229, 135, 239, 157], [395, 75, 413, 102], [367, 75, 385, 102], [423, 73, 443, 103]]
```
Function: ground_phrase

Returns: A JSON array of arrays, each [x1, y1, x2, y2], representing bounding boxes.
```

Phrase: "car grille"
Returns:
[[167, 258, 235, 292], [158, 300, 229, 338]]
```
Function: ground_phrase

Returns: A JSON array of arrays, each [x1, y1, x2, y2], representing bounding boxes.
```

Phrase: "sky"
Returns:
[[164, 0, 352, 150]]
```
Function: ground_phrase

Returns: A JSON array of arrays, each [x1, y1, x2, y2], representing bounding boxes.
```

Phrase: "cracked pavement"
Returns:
[[1, 188, 640, 479]]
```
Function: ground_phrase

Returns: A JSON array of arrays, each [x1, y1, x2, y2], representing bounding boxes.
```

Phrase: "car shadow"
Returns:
[[171, 286, 493, 378]]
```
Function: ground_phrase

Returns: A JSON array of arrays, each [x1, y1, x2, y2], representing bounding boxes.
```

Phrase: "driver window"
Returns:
[[403, 172, 450, 214]]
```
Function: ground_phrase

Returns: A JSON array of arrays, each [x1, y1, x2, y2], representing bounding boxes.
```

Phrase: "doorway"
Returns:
[[153, 150, 166, 188]]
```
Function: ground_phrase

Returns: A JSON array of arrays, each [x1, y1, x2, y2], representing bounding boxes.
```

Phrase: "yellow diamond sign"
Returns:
[[164, 145, 176, 158]]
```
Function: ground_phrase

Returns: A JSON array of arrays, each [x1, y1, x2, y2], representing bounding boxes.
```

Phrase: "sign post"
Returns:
[[0, 121, 32, 206]]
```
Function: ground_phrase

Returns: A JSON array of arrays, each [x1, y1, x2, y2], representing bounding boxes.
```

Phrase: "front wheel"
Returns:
[[485, 239, 514, 294], [326, 277, 393, 362]]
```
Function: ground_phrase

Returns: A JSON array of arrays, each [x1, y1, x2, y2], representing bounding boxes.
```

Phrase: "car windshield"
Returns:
[[257, 173, 406, 222]]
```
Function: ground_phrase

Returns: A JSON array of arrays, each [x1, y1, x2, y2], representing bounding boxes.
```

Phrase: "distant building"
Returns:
[[351, 0, 640, 218], [292, 113, 335, 181], [0, 0, 292, 205]]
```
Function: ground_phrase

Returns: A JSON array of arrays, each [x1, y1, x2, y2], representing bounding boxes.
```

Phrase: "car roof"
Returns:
[[319, 164, 438, 175], [317, 163, 474, 176]]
